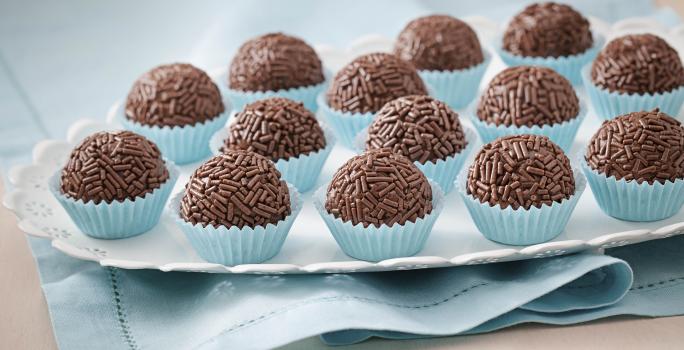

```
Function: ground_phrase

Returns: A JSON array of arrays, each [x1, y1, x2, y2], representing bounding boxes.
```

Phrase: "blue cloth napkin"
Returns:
[[3, 1, 684, 349]]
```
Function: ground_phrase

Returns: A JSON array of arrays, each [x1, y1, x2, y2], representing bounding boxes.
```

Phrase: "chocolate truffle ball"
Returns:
[[228, 33, 324, 92], [394, 15, 484, 71], [326, 53, 428, 114], [223, 97, 326, 161], [125, 63, 225, 127], [585, 109, 684, 184], [591, 34, 684, 94], [467, 134, 575, 210], [180, 151, 291, 229], [60, 131, 169, 204], [365, 95, 467, 163], [477, 66, 580, 127], [325, 149, 433, 228], [503, 2, 593, 58]]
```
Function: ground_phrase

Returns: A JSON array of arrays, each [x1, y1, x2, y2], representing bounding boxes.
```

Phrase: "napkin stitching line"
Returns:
[[630, 276, 684, 291], [108, 268, 140, 350], [195, 281, 489, 348]]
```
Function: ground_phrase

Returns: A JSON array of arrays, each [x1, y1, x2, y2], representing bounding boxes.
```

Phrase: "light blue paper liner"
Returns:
[[117, 105, 231, 165], [169, 183, 302, 266], [217, 70, 327, 112], [48, 163, 179, 239], [313, 181, 444, 262], [419, 50, 492, 110], [209, 125, 336, 193], [354, 126, 478, 194], [456, 167, 586, 245], [580, 158, 684, 221], [581, 66, 684, 121], [317, 92, 375, 149], [467, 102, 587, 152], [496, 33, 604, 86]]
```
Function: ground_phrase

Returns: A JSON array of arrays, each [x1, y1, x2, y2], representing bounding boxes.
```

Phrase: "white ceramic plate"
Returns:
[[5, 16, 684, 274]]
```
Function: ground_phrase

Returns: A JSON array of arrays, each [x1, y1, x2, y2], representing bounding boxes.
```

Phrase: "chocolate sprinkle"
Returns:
[[228, 33, 324, 92], [325, 149, 433, 228], [585, 109, 684, 184], [60, 131, 169, 204], [503, 2, 593, 58], [477, 66, 580, 127], [125, 63, 225, 127], [467, 134, 575, 210], [394, 15, 484, 71], [365, 95, 467, 163], [180, 151, 291, 229], [326, 52, 428, 114], [591, 34, 684, 94], [223, 97, 326, 161]]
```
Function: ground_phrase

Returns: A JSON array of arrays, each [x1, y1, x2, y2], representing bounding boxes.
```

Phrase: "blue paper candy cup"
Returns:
[[170, 183, 303, 266], [580, 158, 684, 221], [48, 163, 179, 239], [313, 181, 444, 262], [118, 106, 231, 165], [457, 167, 586, 245], [582, 66, 684, 121], [317, 93, 375, 149], [496, 33, 603, 86], [468, 102, 587, 152], [209, 125, 336, 193], [419, 50, 492, 110]]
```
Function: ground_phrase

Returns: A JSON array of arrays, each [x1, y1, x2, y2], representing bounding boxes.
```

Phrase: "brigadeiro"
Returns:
[[498, 2, 601, 84], [211, 97, 334, 192], [584, 34, 684, 120], [171, 150, 302, 265], [49, 130, 178, 239], [394, 15, 490, 109], [582, 109, 684, 221], [120, 63, 229, 164], [225, 33, 326, 112], [458, 134, 585, 245], [472, 66, 585, 151], [318, 52, 428, 148], [364, 95, 473, 193], [314, 148, 444, 261]]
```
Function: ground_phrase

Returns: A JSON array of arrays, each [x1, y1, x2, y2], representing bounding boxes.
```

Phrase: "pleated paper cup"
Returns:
[[354, 126, 478, 194], [468, 102, 587, 152], [317, 93, 375, 149], [117, 105, 231, 165], [496, 33, 604, 86], [580, 158, 684, 221], [457, 167, 586, 245], [419, 50, 492, 110], [49, 163, 179, 239], [313, 181, 444, 262], [170, 183, 303, 266], [209, 125, 335, 193], [582, 66, 684, 121]]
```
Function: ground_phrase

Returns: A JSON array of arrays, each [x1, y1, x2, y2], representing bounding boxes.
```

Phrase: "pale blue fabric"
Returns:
[[3, 1, 684, 349]]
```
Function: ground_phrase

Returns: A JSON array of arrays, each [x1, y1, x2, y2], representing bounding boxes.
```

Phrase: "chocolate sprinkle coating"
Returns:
[[228, 33, 324, 92], [591, 34, 684, 94], [60, 131, 169, 204], [326, 53, 428, 114], [180, 151, 291, 229], [394, 15, 484, 71], [366, 95, 467, 163], [325, 149, 433, 228], [503, 2, 593, 58], [585, 109, 684, 184], [223, 97, 326, 161], [477, 66, 580, 127], [125, 63, 225, 127], [467, 134, 575, 210]]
